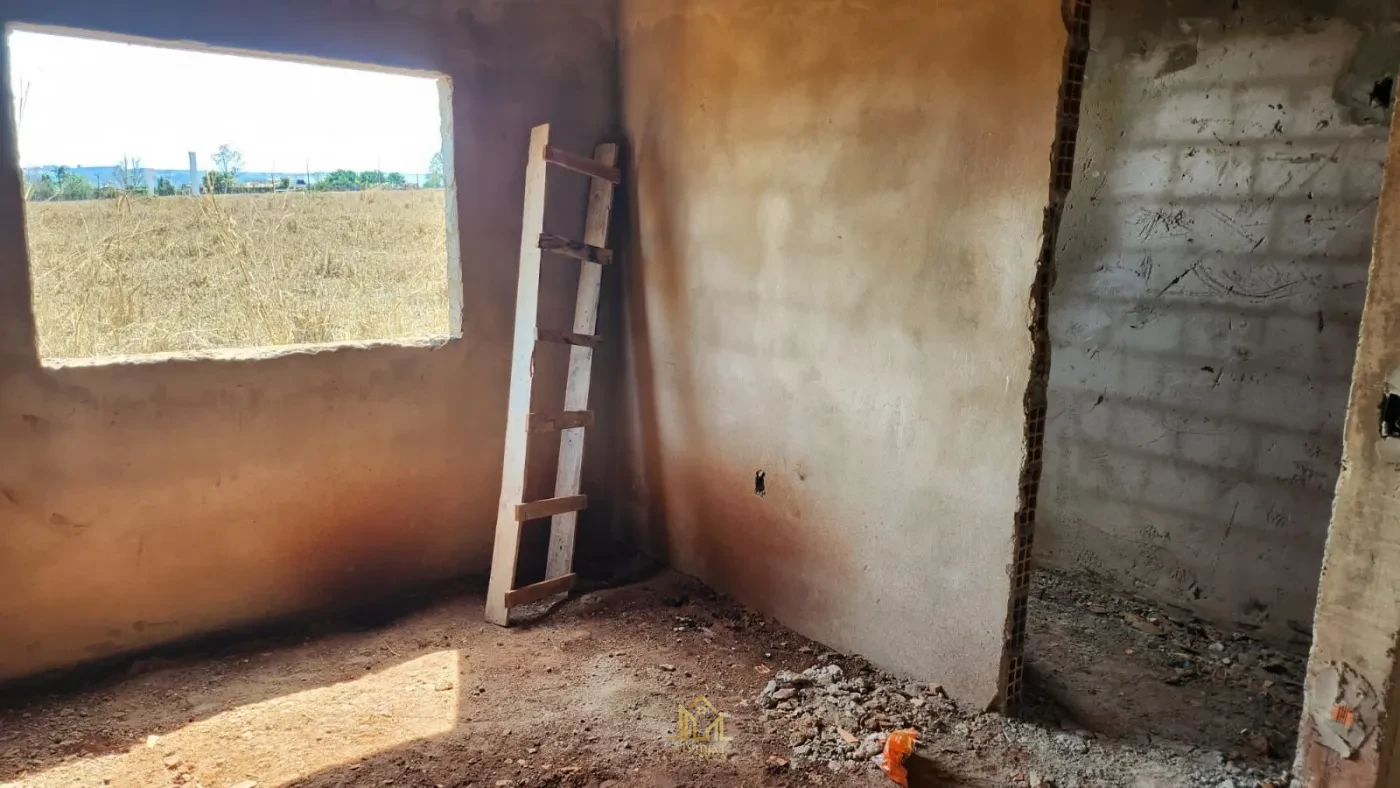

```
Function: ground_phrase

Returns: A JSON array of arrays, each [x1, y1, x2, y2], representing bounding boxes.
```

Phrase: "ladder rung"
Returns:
[[504, 573, 577, 608], [529, 410, 594, 432], [539, 233, 612, 265], [515, 494, 587, 521], [543, 145, 621, 184], [536, 328, 602, 348]]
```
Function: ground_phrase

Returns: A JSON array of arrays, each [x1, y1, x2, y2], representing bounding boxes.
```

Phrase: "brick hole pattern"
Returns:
[[1002, 0, 1092, 712]]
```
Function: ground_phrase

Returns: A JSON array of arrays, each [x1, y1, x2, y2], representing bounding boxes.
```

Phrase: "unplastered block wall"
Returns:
[[617, 0, 1064, 706], [1038, 0, 1396, 641], [0, 0, 618, 681]]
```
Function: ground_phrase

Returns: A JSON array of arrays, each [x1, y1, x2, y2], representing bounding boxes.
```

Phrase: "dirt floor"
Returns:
[[0, 571, 1293, 788], [1024, 568, 1308, 764]]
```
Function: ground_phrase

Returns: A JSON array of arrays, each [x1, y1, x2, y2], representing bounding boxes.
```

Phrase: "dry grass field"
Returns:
[[24, 190, 450, 360]]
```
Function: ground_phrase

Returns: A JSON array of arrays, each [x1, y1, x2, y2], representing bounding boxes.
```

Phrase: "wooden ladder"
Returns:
[[485, 123, 620, 626]]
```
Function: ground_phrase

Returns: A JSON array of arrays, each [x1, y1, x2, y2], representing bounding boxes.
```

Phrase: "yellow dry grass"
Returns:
[[24, 190, 450, 359]]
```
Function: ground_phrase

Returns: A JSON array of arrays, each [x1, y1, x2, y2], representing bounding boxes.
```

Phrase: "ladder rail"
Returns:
[[483, 124, 553, 627], [545, 142, 619, 580]]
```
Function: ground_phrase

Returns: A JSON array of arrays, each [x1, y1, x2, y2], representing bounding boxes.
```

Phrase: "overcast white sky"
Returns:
[[7, 29, 445, 174]]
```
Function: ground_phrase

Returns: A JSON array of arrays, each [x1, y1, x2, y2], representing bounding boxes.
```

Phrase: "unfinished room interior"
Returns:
[[4, 0, 1400, 785]]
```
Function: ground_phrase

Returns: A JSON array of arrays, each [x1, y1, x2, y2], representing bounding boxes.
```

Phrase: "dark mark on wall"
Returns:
[[754, 470, 766, 497], [1370, 76, 1394, 109], [49, 513, 90, 530], [1157, 263, 1199, 296], [1158, 42, 1199, 78]]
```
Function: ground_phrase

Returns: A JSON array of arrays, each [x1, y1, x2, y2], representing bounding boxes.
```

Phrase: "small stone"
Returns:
[[434, 679, 455, 692], [774, 670, 810, 687], [145, 735, 161, 748], [229, 782, 258, 788], [1054, 733, 1089, 755], [766, 755, 789, 770], [164, 755, 183, 769], [854, 736, 883, 760], [495, 781, 513, 787], [1028, 771, 1052, 788], [1123, 612, 1164, 636], [659, 664, 676, 672], [771, 688, 797, 701], [1209, 642, 1226, 653]]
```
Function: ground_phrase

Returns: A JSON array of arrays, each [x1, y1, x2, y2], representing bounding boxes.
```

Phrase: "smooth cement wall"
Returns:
[[617, 0, 1066, 706], [0, 0, 617, 681]]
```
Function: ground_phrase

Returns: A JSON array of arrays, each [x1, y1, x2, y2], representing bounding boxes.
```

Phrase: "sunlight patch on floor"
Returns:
[[3, 650, 460, 788]]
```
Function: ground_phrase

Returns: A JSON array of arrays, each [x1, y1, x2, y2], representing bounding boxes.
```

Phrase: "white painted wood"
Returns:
[[485, 123, 552, 626], [545, 143, 619, 579]]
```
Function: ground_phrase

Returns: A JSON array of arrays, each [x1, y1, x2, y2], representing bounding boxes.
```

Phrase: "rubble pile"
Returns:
[[756, 661, 956, 774]]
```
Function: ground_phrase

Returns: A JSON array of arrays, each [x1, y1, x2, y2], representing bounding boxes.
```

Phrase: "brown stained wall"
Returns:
[[1297, 105, 1400, 787], [616, 0, 1066, 706], [0, 0, 618, 681]]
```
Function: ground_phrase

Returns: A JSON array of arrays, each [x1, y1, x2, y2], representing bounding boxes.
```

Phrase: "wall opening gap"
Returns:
[[1020, 0, 1397, 772]]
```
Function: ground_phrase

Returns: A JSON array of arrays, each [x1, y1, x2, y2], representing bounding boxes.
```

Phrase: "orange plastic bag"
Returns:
[[876, 728, 918, 787]]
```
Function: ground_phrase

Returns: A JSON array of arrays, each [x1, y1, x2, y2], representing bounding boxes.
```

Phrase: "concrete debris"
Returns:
[[757, 654, 1294, 786], [1308, 662, 1380, 757], [1027, 568, 1306, 765]]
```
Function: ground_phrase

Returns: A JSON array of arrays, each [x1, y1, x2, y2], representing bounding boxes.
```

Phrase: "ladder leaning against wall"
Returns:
[[484, 123, 620, 626]]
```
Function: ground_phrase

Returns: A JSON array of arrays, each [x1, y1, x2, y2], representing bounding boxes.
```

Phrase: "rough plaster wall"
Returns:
[[1039, 0, 1396, 641], [1296, 109, 1400, 788], [617, 0, 1065, 706], [0, 0, 618, 681]]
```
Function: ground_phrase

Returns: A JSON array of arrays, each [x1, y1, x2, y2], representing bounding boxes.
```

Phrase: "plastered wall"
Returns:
[[0, 0, 618, 681], [617, 0, 1065, 706], [1297, 90, 1400, 788], [1039, 0, 1396, 640]]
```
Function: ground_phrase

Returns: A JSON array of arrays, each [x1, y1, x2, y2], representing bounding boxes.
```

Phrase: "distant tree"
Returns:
[[358, 170, 385, 187], [57, 173, 94, 201], [319, 169, 360, 191], [278, 176, 291, 190], [426, 151, 444, 188], [212, 144, 244, 176], [203, 170, 237, 194], [155, 176, 176, 197], [26, 173, 55, 201], [385, 172, 406, 188], [111, 156, 146, 193]]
